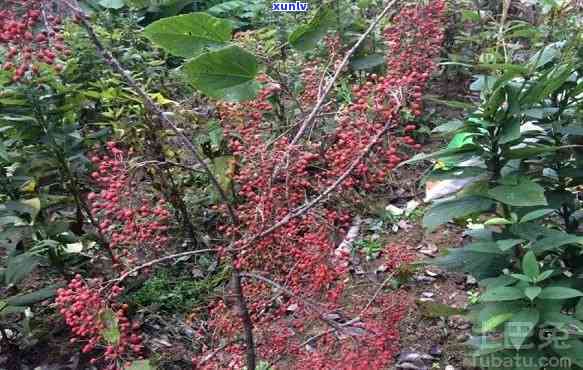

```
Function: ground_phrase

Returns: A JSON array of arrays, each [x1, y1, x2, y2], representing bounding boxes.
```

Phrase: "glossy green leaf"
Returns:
[[5, 253, 39, 286], [184, 46, 259, 101], [288, 7, 336, 51], [496, 239, 524, 251], [522, 251, 540, 280], [6, 285, 59, 306], [143, 13, 233, 58], [538, 287, 583, 300], [487, 178, 548, 207], [520, 208, 555, 223], [422, 196, 494, 231]]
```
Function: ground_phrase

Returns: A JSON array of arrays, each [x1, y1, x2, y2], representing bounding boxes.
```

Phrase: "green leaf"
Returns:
[[531, 233, 583, 254], [184, 46, 259, 101], [5, 253, 39, 286], [535, 270, 553, 282], [211, 156, 235, 197], [480, 275, 517, 289], [350, 53, 385, 70], [484, 217, 513, 225], [6, 285, 59, 306], [99, 0, 125, 9], [496, 239, 524, 251], [100, 308, 121, 344], [288, 7, 336, 51], [505, 308, 539, 350], [522, 251, 540, 280], [503, 145, 563, 159], [447, 132, 477, 149], [399, 146, 477, 167], [511, 274, 533, 283], [480, 286, 525, 302], [525, 286, 542, 301], [5, 198, 41, 223], [499, 118, 521, 145], [520, 208, 555, 223], [465, 241, 505, 254], [432, 120, 464, 134], [143, 13, 233, 58], [476, 302, 522, 333], [538, 287, 583, 300], [529, 43, 562, 68], [487, 178, 548, 207], [482, 312, 514, 333], [422, 196, 494, 231]]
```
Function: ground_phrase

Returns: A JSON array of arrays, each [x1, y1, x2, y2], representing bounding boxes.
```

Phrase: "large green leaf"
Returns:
[[531, 233, 583, 254], [288, 7, 336, 51], [5, 253, 39, 286], [143, 13, 233, 58], [538, 287, 583, 300], [487, 178, 547, 207], [505, 308, 539, 350], [6, 285, 59, 306], [184, 46, 259, 101], [522, 251, 539, 280], [422, 196, 494, 231], [480, 286, 525, 302]]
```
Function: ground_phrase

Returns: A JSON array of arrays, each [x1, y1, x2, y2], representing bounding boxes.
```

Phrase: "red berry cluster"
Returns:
[[197, 1, 446, 367], [87, 141, 171, 268], [0, 0, 69, 82], [56, 275, 144, 369]]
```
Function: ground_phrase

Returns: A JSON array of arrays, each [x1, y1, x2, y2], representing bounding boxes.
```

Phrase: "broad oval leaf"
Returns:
[[422, 196, 494, 231], [520, 208, 555, 223], [288, 7, 336, 51], [184, 46, 259, 101], [143, 13, 233, 58], [480, 286, 525, 302], [487, 178, 548, 207], [522, 251, 540, 280], [6, 285, 59, 306], [538, 287, 583, 300]]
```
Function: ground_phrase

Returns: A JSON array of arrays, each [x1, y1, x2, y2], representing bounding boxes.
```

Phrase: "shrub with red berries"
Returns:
[[197, 1, 446, 367], [86, 141, 171, 269], [56, 275, 144, 369], [0, 0, 70, 82]]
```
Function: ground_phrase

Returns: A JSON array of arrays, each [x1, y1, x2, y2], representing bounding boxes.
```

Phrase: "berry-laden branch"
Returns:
[[237, 96, 402, 250], [279, 0, 398, 163], [58, 1, 257, 367]]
